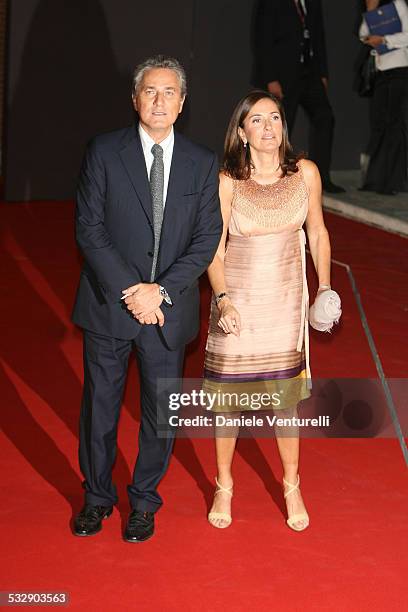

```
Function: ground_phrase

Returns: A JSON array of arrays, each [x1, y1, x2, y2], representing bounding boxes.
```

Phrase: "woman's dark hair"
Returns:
[[222, 89, 303, 180]]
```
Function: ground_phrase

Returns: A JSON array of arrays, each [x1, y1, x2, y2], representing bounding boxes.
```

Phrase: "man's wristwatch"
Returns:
[[159, 285, 173, 306]]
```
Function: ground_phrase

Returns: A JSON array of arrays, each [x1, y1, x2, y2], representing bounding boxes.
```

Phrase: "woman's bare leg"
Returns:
[[208, 415, 239, 528], [274, 405, 308, 529]]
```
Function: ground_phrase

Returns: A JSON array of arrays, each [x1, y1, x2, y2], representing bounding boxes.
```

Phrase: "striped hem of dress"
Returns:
[[203, 360, 306, 383]]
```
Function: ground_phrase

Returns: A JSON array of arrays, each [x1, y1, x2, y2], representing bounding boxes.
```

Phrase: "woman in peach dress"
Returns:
[[204, 90, 332, 531]]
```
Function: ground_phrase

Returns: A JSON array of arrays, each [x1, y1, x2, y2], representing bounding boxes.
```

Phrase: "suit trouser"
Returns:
[[283, 65, 335, 183], [364, 67, 408, 193], [79, 325, 185, 512]]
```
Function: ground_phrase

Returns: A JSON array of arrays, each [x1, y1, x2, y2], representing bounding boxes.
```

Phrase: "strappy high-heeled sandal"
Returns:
[[208, 477, 233, 529], [283, 475, 309, 532]]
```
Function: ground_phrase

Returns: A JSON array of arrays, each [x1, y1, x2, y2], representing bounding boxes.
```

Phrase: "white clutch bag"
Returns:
[[309, 289, 342, 332]]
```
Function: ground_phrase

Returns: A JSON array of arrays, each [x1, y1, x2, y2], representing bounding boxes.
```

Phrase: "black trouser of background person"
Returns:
[[282, 64, 335, 187], [363, 66, 408, 194]]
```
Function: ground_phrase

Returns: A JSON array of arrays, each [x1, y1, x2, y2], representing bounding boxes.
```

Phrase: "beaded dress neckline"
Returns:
[[248, 174, 290, 188]]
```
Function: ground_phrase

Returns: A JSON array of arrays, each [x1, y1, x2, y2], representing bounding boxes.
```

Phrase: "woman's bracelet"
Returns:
[[215, 292, 229, 306], [318, 284, 331, 291]]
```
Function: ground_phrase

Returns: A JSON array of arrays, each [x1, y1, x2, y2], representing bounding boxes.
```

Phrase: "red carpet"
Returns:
[[1, 201, 407, 611]]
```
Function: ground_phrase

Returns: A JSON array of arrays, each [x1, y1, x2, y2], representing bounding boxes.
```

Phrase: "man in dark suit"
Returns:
[[255, 0, 345, 193], [71, 55, 222, 542]]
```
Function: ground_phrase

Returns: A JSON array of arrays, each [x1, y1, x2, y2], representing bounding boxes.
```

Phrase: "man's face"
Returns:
[[132, 68, 185, 139]]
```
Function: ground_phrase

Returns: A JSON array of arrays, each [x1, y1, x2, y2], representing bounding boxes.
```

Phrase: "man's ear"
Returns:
[[179, 96, 186, 114], [132, 94, 138, 112]]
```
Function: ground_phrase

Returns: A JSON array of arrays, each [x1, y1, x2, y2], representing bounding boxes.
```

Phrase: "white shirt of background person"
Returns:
[[360, 0, 408, 71]]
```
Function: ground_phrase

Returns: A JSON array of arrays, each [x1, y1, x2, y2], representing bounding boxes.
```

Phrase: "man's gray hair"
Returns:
[[132, 55, 187, 97]]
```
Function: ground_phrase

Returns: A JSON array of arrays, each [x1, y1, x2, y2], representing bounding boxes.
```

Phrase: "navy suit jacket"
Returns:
[[71, 123, 222, 347]]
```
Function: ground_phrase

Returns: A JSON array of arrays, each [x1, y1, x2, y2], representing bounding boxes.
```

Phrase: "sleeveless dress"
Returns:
[[203, 164, 311, 412]]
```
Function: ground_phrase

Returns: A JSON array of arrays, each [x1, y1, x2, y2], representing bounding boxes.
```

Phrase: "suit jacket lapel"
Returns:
[[119, 127, 153, 226], [162, 133, 193, 228]]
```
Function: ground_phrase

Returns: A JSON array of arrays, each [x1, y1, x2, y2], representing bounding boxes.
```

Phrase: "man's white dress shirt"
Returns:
[[138, 124, 174, 207]]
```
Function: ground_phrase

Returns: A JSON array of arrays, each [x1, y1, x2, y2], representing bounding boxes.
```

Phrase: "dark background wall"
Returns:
[[4, 0, 367, 201]]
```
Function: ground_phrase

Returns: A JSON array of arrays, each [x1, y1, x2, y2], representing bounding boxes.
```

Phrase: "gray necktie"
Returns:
[[149, 143, 164, 281]]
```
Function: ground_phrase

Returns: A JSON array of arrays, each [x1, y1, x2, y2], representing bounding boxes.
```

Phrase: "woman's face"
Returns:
[[239, 98, 283, 154]]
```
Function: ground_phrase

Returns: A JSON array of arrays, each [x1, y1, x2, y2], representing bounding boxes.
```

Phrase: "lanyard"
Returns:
[[294, 0, 306, 26], [294, 0, 311, 63]]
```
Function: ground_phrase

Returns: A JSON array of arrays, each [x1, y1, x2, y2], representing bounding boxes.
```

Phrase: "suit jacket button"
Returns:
[[147, 251, 153, 257]]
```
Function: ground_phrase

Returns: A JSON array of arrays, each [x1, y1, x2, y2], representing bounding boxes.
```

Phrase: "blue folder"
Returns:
[[364, 1, 402, 55]]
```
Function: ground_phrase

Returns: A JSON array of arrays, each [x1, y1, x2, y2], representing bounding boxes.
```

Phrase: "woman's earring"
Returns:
[[243, 141, 247, 148]]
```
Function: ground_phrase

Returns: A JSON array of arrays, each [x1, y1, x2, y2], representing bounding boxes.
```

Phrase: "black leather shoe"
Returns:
[[73, 504, 113, 536], [322, 181, 346, 194], [124, 510, 154, 543]]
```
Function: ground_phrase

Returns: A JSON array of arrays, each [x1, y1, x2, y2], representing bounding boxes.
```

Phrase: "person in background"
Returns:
[[254, 0, 345, 194], [360, 0, 408, 194]]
